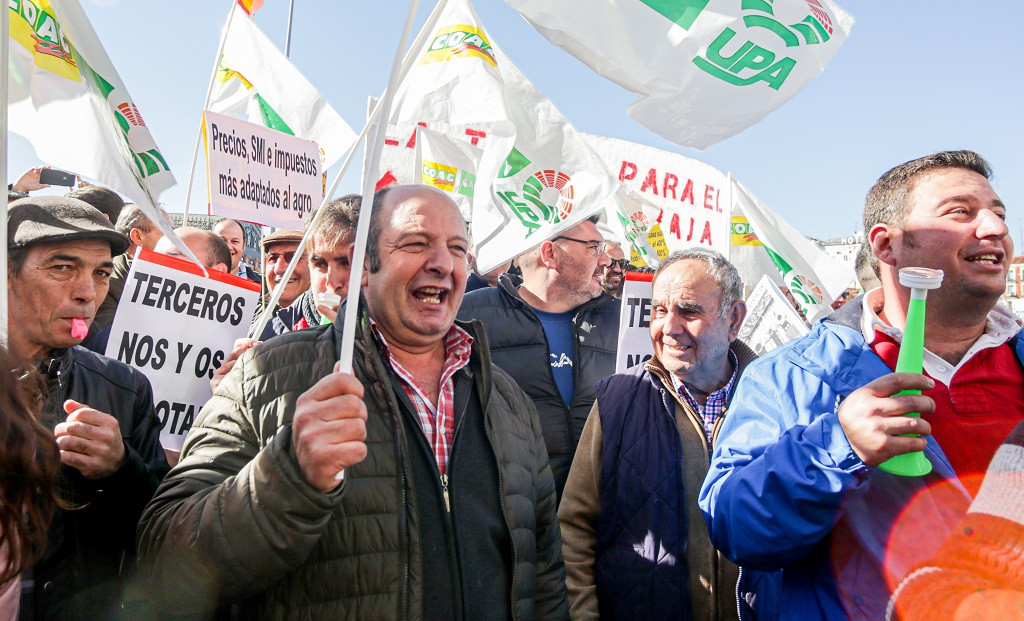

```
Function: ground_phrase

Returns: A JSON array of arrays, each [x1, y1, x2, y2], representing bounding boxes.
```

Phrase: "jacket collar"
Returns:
[[644, 339, 759, 404]]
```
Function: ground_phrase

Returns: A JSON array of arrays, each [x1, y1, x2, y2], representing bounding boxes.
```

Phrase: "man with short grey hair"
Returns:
[[458, 215, 618, 499], [559, 247, 755, 620]]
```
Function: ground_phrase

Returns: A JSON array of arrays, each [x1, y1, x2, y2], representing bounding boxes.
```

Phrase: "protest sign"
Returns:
[[585, 134, 730, 257], [203, 110, 323, 229], [105, 248, 261, 451], [615, 271, 656, 373], [737, 274, 810, 356]]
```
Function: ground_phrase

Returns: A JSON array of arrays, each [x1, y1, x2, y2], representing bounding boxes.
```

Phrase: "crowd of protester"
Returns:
[[3, 150, 1023, 620]]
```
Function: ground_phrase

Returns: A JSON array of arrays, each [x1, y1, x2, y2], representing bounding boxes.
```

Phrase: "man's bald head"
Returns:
[[155, 227, 231, 272]]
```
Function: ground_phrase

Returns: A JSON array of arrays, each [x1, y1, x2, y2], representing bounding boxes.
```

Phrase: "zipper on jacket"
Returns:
[[440, 473, 451, 512]]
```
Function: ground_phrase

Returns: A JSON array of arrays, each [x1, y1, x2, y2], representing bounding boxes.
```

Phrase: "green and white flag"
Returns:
[[209, 5, 356, 169], [8, 0, 175, 211], [381, 0, 617, 273], [508, 0, 854, 149], [732, 177, 853, 322], [415, 127, 483, 224]]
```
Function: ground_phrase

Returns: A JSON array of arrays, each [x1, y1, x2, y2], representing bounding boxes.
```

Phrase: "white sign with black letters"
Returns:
[[203, 110, 323, 229], [105, 249, 262, 451], [615, 272, 656, 373]]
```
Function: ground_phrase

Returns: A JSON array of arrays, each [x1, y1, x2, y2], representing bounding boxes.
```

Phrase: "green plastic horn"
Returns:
[[878, 267, 944, 477]]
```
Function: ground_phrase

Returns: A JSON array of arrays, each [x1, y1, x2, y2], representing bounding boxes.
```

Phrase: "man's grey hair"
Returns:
[[652, 247, 743, 318], [113, 204, 152, 236]]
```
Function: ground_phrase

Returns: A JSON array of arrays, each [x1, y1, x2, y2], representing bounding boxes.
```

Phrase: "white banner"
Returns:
[[615, 272, 656, 373], [104, 249, 261, 451], [509, 0, 854, 149], [586, 134, 730, 260], [203, 110, 323, 229], [737, 274, 810, 356]]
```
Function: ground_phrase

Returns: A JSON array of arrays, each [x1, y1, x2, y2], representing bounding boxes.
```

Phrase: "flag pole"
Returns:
[[1, 1, 10, 346], [284, 0, 296, 57], [183, 0, 239, 222]]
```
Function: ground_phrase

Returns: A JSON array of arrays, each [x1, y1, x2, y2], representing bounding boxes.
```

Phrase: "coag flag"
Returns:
[[732, 177, 853, 322], [8, 0, 176, 212], [415, 127, 482, 223], [507, 0, 854, 149], [381, 0, 617, 273], [209, 5, 356, 169]]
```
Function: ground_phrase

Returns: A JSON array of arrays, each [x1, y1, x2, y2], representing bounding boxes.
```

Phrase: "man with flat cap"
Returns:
[[6, 196, 168, 620]]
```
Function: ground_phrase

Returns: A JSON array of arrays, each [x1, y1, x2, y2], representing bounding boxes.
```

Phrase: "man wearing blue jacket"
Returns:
[[700, 150, 1023, 620]]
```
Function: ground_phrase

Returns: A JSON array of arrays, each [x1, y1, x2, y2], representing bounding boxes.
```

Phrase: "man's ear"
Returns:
[[129, 227, 145, 248], [538, 240, 558, 270], [350, 244, 370, 287], [869, 224, 897, 268], [727, 300, 747, 341]]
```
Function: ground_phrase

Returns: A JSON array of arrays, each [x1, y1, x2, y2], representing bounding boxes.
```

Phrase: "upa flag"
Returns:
[[8, 0, 176, 211], [731, 177, 853, 322], [382, 0, 617, 273], [507, 0, 854, 149], [209, 5, 356, 169]]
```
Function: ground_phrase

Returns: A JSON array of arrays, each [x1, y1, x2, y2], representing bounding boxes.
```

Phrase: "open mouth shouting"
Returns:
[[413, 286, 449, 305]]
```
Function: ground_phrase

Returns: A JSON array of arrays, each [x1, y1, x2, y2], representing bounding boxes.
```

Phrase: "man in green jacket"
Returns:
[[137, 185, 568, 620]]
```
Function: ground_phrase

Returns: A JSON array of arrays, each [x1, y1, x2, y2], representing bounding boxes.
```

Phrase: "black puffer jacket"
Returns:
[[458, 277, 620, 499], [27, 346, 168, 621], [138, 305, 568, 620]]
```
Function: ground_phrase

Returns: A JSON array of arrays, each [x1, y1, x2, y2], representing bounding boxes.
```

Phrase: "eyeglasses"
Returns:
[[607, 258, 630, 270], [266, 251, 305, 264], [552, 235, 607, 255]]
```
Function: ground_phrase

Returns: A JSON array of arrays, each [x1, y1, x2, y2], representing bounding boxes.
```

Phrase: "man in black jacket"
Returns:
[[6, 196, 168, 620], [458, 216, 619, 499]]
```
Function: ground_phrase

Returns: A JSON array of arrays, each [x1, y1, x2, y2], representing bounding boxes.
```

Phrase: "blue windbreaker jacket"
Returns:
[[699, 298, 1024, 620]]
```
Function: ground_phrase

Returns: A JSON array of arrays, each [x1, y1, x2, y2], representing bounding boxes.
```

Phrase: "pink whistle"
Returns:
[[71, 318, 88, 339]]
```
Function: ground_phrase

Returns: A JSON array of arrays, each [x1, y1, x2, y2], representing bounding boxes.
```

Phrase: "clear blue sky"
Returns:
[[7, 0, 1023, 242]]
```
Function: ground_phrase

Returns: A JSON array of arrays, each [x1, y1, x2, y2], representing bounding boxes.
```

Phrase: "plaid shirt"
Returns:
[[669, 349, 739, 447], [371, 321, 474, 475]]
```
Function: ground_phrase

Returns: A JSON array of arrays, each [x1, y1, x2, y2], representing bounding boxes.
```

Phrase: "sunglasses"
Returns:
[[607, 258, 630, 270]]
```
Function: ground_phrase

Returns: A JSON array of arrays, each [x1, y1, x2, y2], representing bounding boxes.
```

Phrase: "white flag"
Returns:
[[381, 0, 617, 273], [415, 127, 482, 224], [732, 177, 853, 322], [209, 5, 356, 169], [8, 0, 175, 211], [508, 0, 854, 149]]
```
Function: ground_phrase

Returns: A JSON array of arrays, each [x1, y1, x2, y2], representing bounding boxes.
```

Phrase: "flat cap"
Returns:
[[260, 228, 303, 251], [8, 195, 130, 255]]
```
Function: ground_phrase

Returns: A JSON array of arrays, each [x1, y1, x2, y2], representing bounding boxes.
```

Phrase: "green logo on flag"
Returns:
[[691, 0, 836, 90], [638, 0, 710, 30]]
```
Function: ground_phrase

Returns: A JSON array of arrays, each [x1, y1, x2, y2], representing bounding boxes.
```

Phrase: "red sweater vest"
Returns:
[[872, 333, 1024, 496]]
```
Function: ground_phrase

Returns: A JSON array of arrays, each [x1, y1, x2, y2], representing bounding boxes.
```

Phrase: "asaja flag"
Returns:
[[209, 5, 356, 169], [415, 127, 481, 223], [584, 133, 731, 253], [381, 0, 617, 274], [507, 0, 854, 149], [8, 0, 175, 211], [601, 185, 662, 269], [731, 177, 853, 322]]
